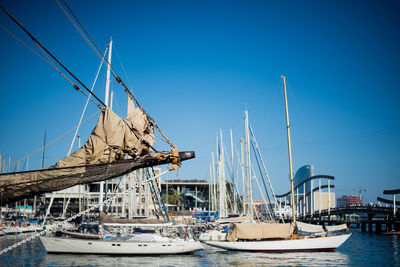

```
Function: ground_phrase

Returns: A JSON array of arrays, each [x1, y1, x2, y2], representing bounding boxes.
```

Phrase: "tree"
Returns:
[[168, 189, 183, 206]]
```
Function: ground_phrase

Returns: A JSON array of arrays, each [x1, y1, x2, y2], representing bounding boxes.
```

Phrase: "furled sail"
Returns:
[[325, 224, 348, 232], [0, 108, 194, 205], [56, 107, 154, 167], [226, 223, 294, 242], [296, 221, 325, 233]]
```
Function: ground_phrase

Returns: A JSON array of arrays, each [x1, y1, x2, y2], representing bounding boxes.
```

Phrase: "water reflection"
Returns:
[[1, 231, 399, 266], [44, 253, 203, 267], [203, 247, 350, 266]]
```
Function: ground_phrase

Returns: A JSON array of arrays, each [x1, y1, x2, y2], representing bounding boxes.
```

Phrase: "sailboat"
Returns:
[[0, 5, 194, 207], [0, 4, 200, 256], [205, 75, 351, 252], [40, 212, 203, 255]]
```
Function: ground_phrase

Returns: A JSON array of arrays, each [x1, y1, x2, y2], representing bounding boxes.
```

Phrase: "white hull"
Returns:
[[40, 236, 203, 255], [205, 233, 351, 253]]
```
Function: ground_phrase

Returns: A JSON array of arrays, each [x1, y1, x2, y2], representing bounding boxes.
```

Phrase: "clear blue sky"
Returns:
[[0, 0, 399, 203]]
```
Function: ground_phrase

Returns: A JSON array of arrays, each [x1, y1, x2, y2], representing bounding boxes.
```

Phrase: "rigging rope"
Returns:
[[55, 0, 104, 61], [0, 4, 106, 109], [67, 45, 108, 156], [56, 0, 176, 149], [0, 23, 93, 104], [0, 168, 171, 255], [3, 110, 100, 170]]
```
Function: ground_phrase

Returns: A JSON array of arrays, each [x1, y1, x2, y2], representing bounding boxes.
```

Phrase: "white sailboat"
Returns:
[[40, 211, 203, 255], [205, 75, 351, 252], [40, 234, 203, 255]]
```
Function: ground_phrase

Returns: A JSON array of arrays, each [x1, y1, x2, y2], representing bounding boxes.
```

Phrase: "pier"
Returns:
[[276, 183, 400, 234], [299, 205, 400, 233]]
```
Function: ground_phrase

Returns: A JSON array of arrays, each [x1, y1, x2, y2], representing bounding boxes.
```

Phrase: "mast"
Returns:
[[105, 37, 112, 109], [42, 131, 55, 227], [99, 38, 113, 213], [219, 129, 227, 217], [240, 138, 245, 214], [211, 152, 216, 212], [244, 111, 253, 217], [282, 75, 296, 225], [209, 164, 211, 216], [230, 129, 236, 214], [41, 131, 46, 169]]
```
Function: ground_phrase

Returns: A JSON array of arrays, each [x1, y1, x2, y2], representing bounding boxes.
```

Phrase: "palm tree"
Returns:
[[168, 189, 183, 208]]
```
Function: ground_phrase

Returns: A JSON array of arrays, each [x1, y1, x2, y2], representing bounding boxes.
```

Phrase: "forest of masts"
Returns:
[[208, 110, 283, 222]]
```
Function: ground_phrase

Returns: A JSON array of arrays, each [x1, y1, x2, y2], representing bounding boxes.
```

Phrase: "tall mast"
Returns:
[[100, 38, 113, 213], [282, 75, 296, 225], [211, 152, 216, 211], [230, 129, 236, 214], [244, 110, 253, 217], [240, 138, 245, 214], [219, 129, 227, 217], [105, 38, 113, 109], [215, 136, 219, 214], [209, 164, 212, 215]]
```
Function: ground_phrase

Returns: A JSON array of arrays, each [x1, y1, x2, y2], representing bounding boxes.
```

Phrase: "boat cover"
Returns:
[[325, 224, 348, 232], [296, 221, 325, 233], [99, 211, 167, 225], [226, 223, 293, 242]]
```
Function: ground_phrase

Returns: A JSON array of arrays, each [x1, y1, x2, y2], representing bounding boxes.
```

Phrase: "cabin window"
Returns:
[[117, 244, 121, 247], [138, 244, 142, 247], [112, 244, 115, 246], [88, 242, 92, 245]]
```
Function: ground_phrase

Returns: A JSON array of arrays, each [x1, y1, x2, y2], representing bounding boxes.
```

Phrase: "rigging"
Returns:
[[0, 4, 106, 109], [55, 0, 176, 149]]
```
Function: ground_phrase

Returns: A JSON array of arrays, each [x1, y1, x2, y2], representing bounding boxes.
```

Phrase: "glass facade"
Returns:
[[294, 165, 314, 194]]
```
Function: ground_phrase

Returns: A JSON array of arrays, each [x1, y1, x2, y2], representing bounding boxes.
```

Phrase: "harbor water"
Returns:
[[0, 230, 399, 266]]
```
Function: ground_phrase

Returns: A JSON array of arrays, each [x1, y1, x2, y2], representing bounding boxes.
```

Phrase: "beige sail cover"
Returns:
[[325, 224, 348, 232], [226, 223, 293, 242], [56, 107, 154, 167], [0, 107, 155, 204], [296, 221, 325, 233]]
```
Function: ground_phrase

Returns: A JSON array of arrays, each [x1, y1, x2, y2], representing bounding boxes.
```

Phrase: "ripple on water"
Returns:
[[0, 231, 399, 266]]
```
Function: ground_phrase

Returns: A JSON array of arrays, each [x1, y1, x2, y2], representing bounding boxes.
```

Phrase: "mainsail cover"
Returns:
[[226, 223, 293, 242], [325, 224, 348, 232], [0, 107, 158, 205], [296, 221, 325, 233]]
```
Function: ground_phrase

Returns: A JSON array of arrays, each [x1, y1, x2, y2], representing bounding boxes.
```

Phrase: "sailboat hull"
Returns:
[[205, 233, 351, 253], [40, 236, 203, 255]]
